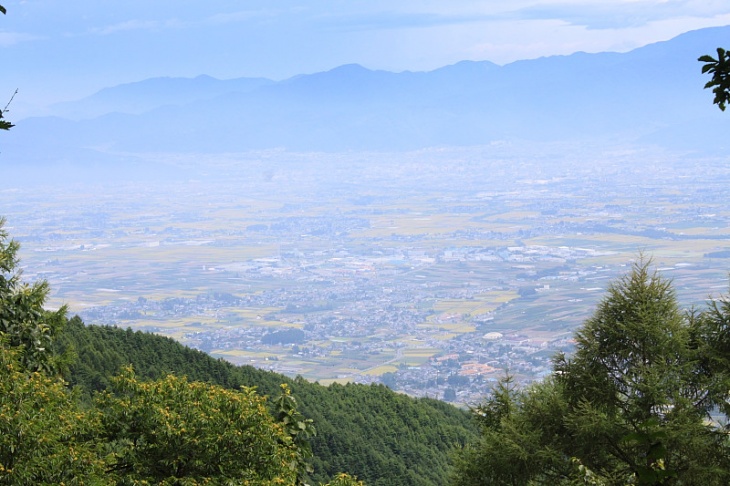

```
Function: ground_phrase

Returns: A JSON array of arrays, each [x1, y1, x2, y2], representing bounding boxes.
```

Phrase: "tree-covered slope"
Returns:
[[59, 317, 477, 486], [293, 380, 471, 486], [59, 317, 284, 396]]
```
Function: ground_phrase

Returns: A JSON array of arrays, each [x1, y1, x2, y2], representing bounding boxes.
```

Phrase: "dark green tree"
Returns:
[[451, 375, 575, 485], [452, 261, 730, 485], [687, 294, 730, 419], [699, 47, 730, 110], [554, 261, 727, 484]]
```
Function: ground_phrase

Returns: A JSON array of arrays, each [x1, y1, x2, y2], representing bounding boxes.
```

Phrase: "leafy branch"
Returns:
[[0, 89, 17, 131], [699, 47, 730, 111], [0, 5, 12, 130]]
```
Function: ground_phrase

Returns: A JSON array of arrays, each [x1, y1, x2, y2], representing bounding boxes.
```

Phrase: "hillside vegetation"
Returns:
[[5, 204, 730, 485], [58, 317, 477, 485], [452, 260, 730, 485], [0, 204, 476, 485]]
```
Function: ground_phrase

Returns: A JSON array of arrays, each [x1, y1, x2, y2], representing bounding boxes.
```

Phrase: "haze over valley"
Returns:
[[4, 25, 730, 166], [2, 18, 730, 404], [3, 141, 730, 404]]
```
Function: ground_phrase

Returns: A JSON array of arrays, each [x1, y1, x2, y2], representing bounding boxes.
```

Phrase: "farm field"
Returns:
[[2, 145, 730, 402]]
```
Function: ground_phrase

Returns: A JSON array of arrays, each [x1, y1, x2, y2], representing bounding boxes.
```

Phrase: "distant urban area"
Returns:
[[3, 144, 730, 405]]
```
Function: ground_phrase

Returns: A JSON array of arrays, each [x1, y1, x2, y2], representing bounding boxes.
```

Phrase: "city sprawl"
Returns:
[[3, 143, 729, 404]]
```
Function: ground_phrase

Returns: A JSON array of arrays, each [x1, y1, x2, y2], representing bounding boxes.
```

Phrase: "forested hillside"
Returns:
[[0, 217, 478, 485], [58, 317, 477, 486]]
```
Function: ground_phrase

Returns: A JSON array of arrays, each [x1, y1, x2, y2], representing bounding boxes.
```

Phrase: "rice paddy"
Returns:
[[5, 147, 730, 389]]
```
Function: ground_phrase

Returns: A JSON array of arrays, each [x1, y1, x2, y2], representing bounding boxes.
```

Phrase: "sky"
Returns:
[[2, 0, 730, 113]]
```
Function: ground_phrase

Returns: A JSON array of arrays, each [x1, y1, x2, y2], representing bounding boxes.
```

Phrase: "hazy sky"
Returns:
[[3, 0, 730, 110]]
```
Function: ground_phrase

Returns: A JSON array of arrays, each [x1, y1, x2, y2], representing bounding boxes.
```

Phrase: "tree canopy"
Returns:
[[452, 260, 730, 485], [0, 341, 106, 484], [96, 368, 308, 485], [59, 316, 476, 486], [699, 47, 730, 111]]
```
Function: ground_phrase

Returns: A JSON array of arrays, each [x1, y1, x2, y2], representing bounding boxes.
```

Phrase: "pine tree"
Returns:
[[453, 260, 730, 485]]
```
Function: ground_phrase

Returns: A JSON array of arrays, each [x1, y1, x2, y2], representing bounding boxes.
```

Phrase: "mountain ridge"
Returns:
[[5, 25, 730, 171]]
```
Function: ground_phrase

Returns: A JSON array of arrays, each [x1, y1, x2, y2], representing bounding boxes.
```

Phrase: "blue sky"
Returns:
[[3, 1, 730, 113]]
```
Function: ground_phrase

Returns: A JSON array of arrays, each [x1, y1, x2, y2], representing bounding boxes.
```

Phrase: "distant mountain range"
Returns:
[[4, 25, 730, 169]]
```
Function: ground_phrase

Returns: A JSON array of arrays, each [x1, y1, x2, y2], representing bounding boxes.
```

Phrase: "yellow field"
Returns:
[[402, 348, 440, 357], [223, 308, 300, 328], [436, 322, 477, 333], [318, 378, 354, 386], [229, 307, 280, 318], [431, 291, 517, 316], [480, 211, 541, 221], [362, 365, 399, 375], [212, 350, 280, 360], [336, 367, 366, 375], [353, 213, 476, 237]]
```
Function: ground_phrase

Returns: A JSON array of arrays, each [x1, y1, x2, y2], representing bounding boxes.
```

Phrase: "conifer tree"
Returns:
[[453, 261, 730, 485]]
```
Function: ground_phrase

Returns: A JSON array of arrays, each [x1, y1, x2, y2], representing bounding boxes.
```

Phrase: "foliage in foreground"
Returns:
[[452, 261, 730, 485], [0, 343, 106, 485], [0, 341, 363, 485], [0, 6, 13, 132], [700, 47, 730, 111], [0, 218, 363, 485], [97, 369, 306, 485], [58, 318, 476, 486], [0, 217, 69, 375]]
